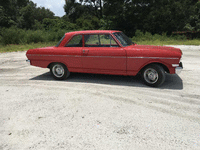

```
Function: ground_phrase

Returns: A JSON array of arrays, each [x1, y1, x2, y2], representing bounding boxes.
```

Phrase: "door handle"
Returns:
[[83, 50, 89, 53]]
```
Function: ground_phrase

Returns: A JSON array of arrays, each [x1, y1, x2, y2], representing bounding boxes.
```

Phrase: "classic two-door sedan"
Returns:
[[26, 30, 183, 87]]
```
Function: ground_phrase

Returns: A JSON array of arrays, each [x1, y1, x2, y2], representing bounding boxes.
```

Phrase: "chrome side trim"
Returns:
[[27, 54, 179, 60], [27, 54, 125, 58], [128, 57, 179, 60]]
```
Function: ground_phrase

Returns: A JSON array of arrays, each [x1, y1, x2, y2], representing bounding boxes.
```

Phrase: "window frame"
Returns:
[[65, 34, 83, 47], [83, 33, 120, 48]]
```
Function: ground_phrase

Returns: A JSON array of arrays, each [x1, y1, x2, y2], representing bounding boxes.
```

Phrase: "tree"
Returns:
[[19, 1, 36, 29], [83, 0, 104, 18], [0, 6, 11, 27], [64, 0, 101, 29], [142, 0, 198, 34], [102, 0, 199, 36], [0, 0, 55, 29], [185, 1, 200, 31]]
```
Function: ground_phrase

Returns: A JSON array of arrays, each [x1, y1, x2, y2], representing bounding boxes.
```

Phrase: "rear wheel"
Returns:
[[142, 64, 165, 87], [50, 63, 70, 80]]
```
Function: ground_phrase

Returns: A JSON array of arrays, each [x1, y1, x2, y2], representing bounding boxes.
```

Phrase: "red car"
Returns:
[[26, 30, 183, 87]]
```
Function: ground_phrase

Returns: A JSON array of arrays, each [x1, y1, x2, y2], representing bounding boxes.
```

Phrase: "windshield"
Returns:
[[55, 35, 65, 47], [113, 32, 134, 47]]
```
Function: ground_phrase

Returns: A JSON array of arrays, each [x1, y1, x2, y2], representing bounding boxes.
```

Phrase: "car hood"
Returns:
[[125, 44, 182, 58]]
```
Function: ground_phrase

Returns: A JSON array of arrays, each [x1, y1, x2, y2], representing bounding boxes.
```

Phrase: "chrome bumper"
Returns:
[[175, 62, 183, 74], [26, 59, 30, 65]]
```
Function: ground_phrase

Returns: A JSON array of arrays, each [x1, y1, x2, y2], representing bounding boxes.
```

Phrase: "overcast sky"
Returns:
[[31, 0, 66, 17]]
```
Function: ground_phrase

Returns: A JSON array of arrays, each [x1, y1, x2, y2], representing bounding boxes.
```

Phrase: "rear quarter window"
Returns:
[[65, 35, 83, 47], [55, 35, 65, 47]]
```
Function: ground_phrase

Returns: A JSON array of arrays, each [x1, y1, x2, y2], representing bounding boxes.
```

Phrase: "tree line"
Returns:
[[64, 0, 200, 36], [0, 0, 200, 45]]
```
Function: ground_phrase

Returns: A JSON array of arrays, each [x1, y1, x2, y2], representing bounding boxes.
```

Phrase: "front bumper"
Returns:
[[175, 62, 183, 74], [26, 59, 30, 65]]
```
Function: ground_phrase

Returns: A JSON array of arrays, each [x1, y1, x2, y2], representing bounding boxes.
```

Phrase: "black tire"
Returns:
[[142, 64, 166, 87], [50, 63, 70, 80]]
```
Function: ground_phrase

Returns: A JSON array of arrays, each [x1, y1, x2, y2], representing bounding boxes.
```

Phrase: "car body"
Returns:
[[26, 30, 183, 86]]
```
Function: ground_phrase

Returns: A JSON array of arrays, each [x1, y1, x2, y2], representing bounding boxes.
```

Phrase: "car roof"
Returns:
[[65, 30, 121, 36]]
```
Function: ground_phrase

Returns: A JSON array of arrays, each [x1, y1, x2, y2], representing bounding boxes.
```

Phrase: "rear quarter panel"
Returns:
[[26, 47, 82, 71]]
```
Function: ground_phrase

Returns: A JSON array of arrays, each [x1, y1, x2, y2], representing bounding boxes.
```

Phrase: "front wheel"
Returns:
[[50, 63, 70, 80], [142, 64, 166, 87]]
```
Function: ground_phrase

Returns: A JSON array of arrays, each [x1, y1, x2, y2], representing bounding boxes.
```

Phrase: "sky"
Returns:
[[31, 0, 66, 17]]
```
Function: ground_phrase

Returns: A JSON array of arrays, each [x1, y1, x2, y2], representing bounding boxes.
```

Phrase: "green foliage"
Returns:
[[101, 0, 199, 36], [1, 27, 26, 45], [42, 18, 77, 31], [45, 30, 67, 42], [19, 2, 36, 29], [99, 16, 114, 30], [32, 20, 44, 30], [0, 27, 70, 45], [185, 1, 200, 31], [1, 0, 200, 46], [0, 0, 55, 29], [132, 30, 187, 42], [25, 30, 46, 43], [0, 42, 58, 53], [76, 15, 100, 30], [64, 0, 101, 22]]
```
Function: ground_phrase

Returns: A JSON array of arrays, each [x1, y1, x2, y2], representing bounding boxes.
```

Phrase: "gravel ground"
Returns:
[[0, 45, 200, 150]]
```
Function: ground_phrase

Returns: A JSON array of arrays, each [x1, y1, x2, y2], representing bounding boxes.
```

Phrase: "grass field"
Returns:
[[136, 39, 200, 46], [0, 42, 58, 53], [0, 40, 199, 53]]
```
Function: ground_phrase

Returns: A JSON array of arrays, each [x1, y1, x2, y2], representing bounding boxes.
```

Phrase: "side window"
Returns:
[[65, 35, 82, 47], [84, 34, 119, 47], [84, 35, 99, 46], [99, 34, 118, 47]]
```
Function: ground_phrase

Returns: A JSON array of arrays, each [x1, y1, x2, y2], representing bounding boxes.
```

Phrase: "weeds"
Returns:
[[132, 30, 199, 45], [0, 26, 70, 45], [0, 42, 57, 53], [0, 29, 199, 53]]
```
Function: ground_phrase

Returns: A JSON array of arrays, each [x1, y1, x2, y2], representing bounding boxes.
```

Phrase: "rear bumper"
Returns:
[[175, 62, 183, 74]]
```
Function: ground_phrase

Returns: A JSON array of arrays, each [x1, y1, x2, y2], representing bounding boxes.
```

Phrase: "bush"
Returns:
[[132, 30, 154, 41], [1, 27, 26, 45], [0, 27, 72, 45], [132, 30, 187, 42], [43, 18, 77, 32], [25, 30, 46, 44], [46, 29, 68, 42], [76, 15, 100, 30], [170, 34, 187, 40]]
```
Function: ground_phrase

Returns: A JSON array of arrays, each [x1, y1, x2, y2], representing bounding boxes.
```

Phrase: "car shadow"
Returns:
[[30, 72, 183, 90]]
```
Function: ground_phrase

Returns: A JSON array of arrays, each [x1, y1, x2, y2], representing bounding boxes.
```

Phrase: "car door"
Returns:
[[82, 34, 126, 74]]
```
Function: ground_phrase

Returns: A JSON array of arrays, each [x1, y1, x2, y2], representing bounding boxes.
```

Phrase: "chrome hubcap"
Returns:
[[144, 68, 158, 84], [52, 64, 64, 78]]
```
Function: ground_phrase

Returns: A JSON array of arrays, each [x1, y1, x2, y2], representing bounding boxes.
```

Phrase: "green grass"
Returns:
[[0, 42, 58, 53], [135, 39, 200, 46]]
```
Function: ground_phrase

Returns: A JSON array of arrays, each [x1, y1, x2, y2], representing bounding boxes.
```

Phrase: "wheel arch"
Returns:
[[47, 62, 68, 69], [139, 62, 170, 74]]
